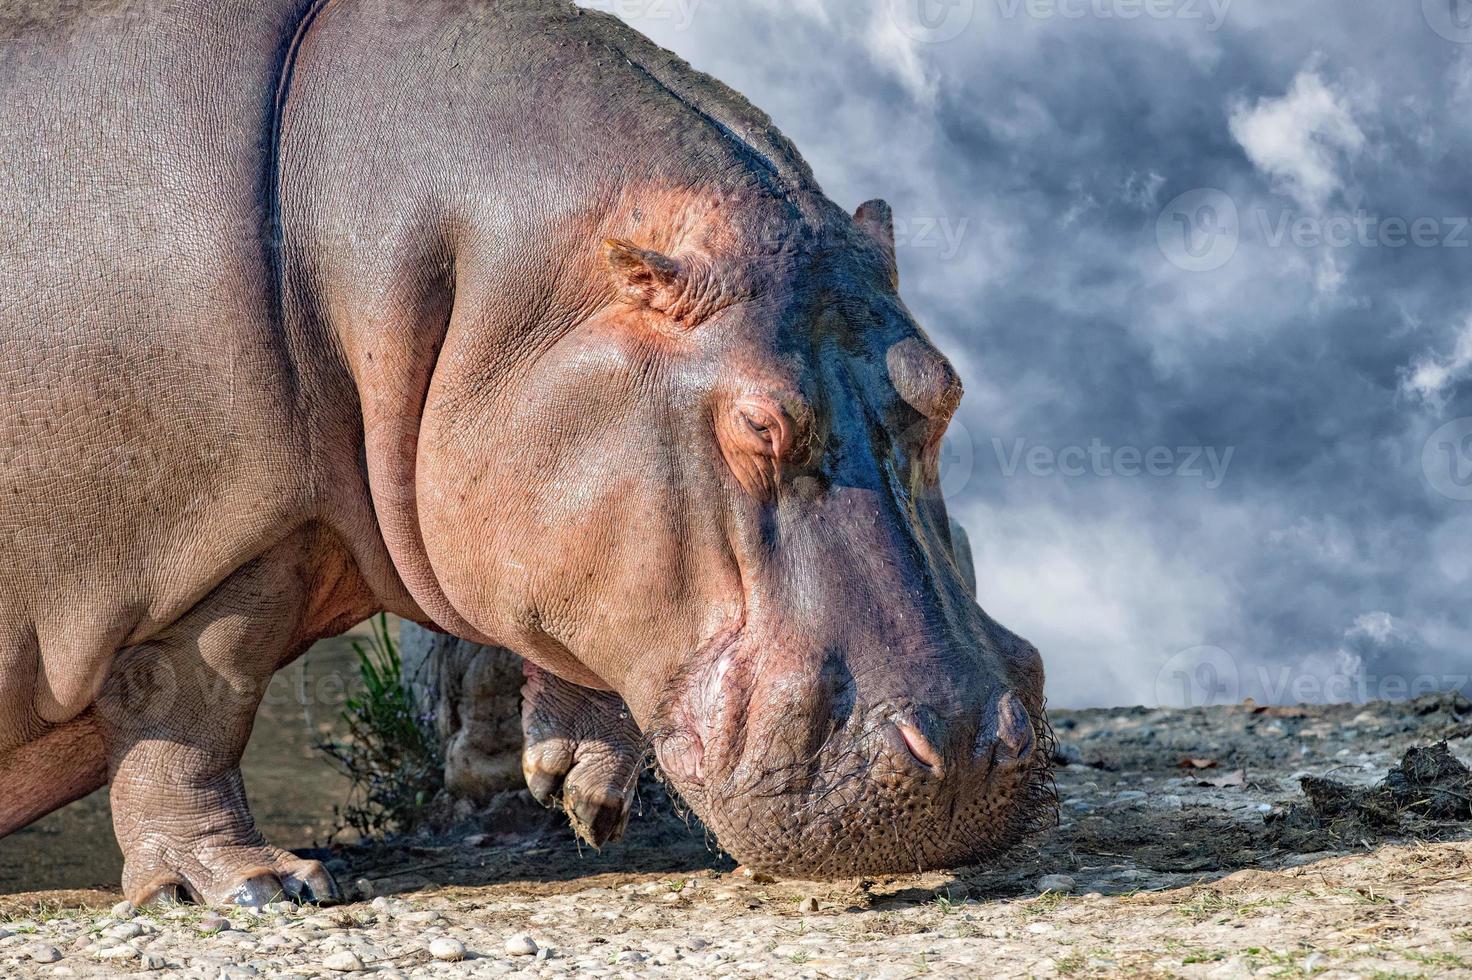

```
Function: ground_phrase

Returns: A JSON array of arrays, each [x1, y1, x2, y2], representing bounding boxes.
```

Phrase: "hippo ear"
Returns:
[[854, 199, 898, 289], [603, 238, 689, 318]]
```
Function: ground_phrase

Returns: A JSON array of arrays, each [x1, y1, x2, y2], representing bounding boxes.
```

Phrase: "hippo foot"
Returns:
[[126, 846, 340, 909], [521, 663, 645, 847]]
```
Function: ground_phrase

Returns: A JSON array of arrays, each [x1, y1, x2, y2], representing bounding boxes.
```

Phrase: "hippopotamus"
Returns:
[[0, 0, 1052, 906]]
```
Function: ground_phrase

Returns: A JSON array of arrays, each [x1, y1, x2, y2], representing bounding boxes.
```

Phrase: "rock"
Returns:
[[105, 921, 144, 941], [505, 934, 538, 957], [428, 937, 467, 962], [1036, 874, 1076, 894], [322, 950, 366, 972], [96, 945, 138, 962], [353, 878, 375, 900], [797, 897, 820, 913], [30, 945, 63, 963], [616, 951, 647, 964], [111, 901, 136, 920], [1114, 790, 1148, 803], [1304, 952, 1327, 973], [198, 916, 231, 935], [140, 952, 168, 971]]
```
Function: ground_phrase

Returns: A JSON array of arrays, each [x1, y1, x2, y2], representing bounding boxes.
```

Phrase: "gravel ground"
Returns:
[[4, 693, 1470, 978]]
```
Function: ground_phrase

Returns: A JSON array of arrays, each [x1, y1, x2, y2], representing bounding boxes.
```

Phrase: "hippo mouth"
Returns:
[[646, 625, 1059, 877]]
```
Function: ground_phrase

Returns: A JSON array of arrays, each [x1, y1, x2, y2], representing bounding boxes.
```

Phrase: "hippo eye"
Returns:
[[736, 405, 785, 456], [743, 412, 773, 438]]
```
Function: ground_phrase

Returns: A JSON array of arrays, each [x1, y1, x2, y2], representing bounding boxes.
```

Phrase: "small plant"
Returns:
[[318, 615, 443, 838], [1056, 950, 1088, 976]]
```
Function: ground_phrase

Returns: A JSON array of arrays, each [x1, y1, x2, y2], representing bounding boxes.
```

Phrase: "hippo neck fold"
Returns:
[[275, 0, 838, 664]]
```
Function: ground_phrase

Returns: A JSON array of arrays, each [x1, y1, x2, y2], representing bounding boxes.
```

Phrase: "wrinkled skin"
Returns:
[[0, 0, 1051, 904]]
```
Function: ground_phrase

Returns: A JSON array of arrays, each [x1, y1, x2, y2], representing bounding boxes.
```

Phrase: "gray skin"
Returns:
[[0, 0, 1051, 906]]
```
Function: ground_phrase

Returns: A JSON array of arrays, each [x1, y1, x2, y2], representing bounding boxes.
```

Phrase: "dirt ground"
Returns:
[[3, 692, 1470, 978]]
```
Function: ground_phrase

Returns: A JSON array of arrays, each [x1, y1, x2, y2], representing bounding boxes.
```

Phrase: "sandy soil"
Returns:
[[3, 693, 1470, 978]]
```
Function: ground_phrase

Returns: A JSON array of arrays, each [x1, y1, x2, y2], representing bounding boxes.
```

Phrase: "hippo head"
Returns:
[[416, 192, 1053, 877]]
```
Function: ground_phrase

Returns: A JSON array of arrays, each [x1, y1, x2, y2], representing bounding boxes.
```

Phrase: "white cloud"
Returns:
[[1228, 67, 1366, 212], [1403, 314, 1472, 405]]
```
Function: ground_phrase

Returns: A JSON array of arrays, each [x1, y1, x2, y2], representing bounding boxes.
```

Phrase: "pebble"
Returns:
[[797, 897, 820, 913], [105, 921, 145, 941], [96, 945, 138, 961], [140, 952, 168, 971], [111, 901, 136, 920], [353, 878, 375, 900], [428, 937, 467, 962], [1114, 790, 1149, 803], [198, 916, 231, 935], [1304, 952, 1327, 973], [322, 950, 366, 972], [1036, 874, 1076, 894], [505, 934, 538, 957], [30, 945, 63, 963]]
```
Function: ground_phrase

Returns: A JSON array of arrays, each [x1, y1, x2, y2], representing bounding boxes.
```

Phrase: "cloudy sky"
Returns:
[[587, 0, 1472, 708]]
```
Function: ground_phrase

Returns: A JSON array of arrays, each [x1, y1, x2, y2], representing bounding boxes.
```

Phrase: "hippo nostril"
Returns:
[[891, 719, 944, 773], [977, 690, 1036, 767]]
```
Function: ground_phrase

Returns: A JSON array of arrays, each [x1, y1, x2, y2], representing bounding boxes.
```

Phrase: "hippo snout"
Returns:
[[658, 671, 1057, 878]]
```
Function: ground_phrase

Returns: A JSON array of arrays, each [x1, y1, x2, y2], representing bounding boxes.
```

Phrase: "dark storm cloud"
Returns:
[[597, 0, 1472, 706]]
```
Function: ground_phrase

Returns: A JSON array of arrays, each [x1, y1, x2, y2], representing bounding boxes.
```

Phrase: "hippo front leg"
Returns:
[[521, 662, 644, 847], [98, 550, 338, 908]]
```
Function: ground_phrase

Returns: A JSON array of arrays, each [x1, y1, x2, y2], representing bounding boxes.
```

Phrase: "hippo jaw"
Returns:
[[648, 619, 1058, 878]]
